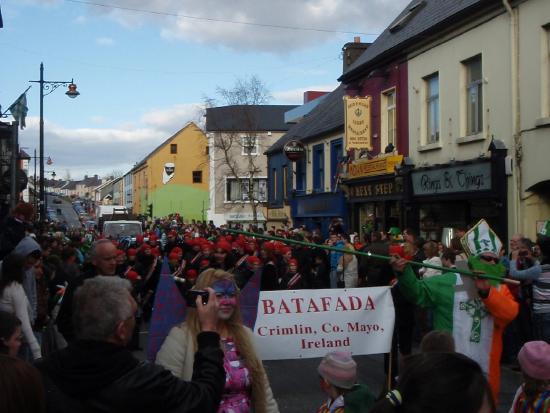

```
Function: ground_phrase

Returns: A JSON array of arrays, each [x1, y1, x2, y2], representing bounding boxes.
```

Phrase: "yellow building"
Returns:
[[131, 122, 209, 220]]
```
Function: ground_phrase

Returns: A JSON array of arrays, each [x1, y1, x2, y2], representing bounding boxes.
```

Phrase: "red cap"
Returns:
[[116, 249, 125, 256], [127, 248, 137, 257], [246, 255, 261, 265], [135, 235, 144, 245], [126, 270, 139, 281], [168, 252, 179, 261], [186, 269, 198, 279], [200, 259, 210, 268], [288, 258, 298, 266], [216, 240, 231, 253]]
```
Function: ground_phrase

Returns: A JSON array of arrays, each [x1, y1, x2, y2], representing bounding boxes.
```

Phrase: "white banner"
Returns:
[[253, 287, 395, 360]]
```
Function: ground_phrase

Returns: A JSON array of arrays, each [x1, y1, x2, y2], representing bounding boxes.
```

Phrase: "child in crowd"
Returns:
[[316, 351, 375, 413], [509, 341, 550, 413]]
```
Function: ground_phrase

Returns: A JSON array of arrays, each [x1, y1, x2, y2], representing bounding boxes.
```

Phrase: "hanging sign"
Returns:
[[344, 95, 372, 151], [284, 140, 306, 162]]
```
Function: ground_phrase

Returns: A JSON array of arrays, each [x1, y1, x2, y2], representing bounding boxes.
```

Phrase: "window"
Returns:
[[425, 74, 440, 143], [464, 55, 483, 135], [272, 168, 277, 201], [205, 145, 209, 155], [192, 171, 202, 183], [170, 144, 177, 154], [312, 144, 325, 192], [295, 157, 306, 193], [283, 166, 288, 200], [330, 139, 343, 191], [381, 89, 397, 151], [241, 136, 258, 155], [225, 177, 267, 202]]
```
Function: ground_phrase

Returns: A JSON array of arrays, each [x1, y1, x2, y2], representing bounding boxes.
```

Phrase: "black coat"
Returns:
[[36, 332, 225, 413]]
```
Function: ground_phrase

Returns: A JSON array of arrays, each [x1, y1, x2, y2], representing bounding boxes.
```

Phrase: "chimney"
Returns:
[[94, 175, 98, 179], [303, 91, 329, 104], [342, 37, 371, 73], [84, 175, 88, 179]]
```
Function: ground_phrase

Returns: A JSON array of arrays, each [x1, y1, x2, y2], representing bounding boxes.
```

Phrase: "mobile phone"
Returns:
[[185, 289, 209, 308]]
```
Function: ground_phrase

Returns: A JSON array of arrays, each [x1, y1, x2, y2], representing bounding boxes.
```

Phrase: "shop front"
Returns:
[[225, 211, 267, 229], [409, 157, 508, 242], [291, 192, 347, 238], [343, 155, 409, 241]]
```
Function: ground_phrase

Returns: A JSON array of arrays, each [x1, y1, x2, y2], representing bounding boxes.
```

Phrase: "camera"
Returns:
[[185, 289, 209, 308]]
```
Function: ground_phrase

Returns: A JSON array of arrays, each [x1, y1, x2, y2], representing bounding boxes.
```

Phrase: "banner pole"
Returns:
[[223, 228, 518, 285]]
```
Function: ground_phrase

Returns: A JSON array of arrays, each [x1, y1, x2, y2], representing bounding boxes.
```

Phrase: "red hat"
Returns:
[[244, 243, 256, 254], [201, 242, 214, 252], [246, 255, 261, 265], [225, 235, 233, 242], [168, 252, 179, 261], [126, 270, 140, 282], [116, 249, 125, 256], [127, 248, 137, 257], [200, 259, 210, 268], [215, 240, 231, 253], [288, 258, 298, 266], [135, 235, 144, 245], [280, 246, 291, 255], [262, 242, 275, 251], [171, 246, 183, 255], [152, 248, 161, 257], [169, 230, 177, 237], [186, 269, 198, 279], [139, 244, 152, 253]]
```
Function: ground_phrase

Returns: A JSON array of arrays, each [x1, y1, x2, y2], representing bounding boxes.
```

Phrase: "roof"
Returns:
[[340, 0, 500, 82], [133, 122, 202, 168], [206, 105, 297, 132], [19, 149, 30, 160], [265, 85, 345, 154]]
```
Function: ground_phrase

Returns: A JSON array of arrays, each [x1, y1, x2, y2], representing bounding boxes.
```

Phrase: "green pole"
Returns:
[[224, 228, 509, 284]]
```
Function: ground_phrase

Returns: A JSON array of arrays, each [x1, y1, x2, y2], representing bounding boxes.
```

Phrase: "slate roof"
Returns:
[[206, 105, 297, 132], [340, 0, 501, 82], [265, 85, 345, 155]]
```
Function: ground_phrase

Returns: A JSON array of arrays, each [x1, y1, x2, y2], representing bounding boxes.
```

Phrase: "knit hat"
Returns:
[[518, 341, 550, 380], [317, 351, 357, 389]]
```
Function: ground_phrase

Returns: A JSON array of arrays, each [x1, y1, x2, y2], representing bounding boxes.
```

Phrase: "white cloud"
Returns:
[[96, 37, 114, 46], [18, 103, 203, 179], [78, 0, 411, 52], [273, 84, 339, 104]]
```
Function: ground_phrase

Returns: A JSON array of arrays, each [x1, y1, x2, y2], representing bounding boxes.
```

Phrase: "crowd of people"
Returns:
[[0, 200, 549, 412]]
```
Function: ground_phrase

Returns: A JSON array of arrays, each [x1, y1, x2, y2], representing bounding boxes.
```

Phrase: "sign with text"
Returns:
[[344, 96, 372, 151], [348, 179, 402, 199], [254, 287, 395, 360], [348, 155, 404, 179], [411, 162, 492, 196]]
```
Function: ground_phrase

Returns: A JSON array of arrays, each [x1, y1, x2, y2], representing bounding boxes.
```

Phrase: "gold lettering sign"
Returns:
[[344, 96, 372, 151], [348, 155, 403, 179], [349, 181, 401, 198]]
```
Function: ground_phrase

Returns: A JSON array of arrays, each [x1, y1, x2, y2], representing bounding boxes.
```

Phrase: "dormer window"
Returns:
[[389, 0, 426, 33]]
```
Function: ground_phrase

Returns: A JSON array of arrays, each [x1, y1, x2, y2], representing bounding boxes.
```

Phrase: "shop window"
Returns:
[[241, 136, 258, 155], [170, 144, 177, 154], [312, 144, 325, 192], [463, 55, 483, 136], [381, 88, 397, 152], [225, 177, 267, 203], [192, 171, 202, 183], [425, 73, 440, 144]]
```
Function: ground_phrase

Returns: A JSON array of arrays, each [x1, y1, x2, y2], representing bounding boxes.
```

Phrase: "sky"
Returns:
[[0, 0, 410, 180]]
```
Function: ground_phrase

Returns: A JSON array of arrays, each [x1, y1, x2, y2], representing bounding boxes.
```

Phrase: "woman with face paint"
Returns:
[[156, 269, 279, 413]]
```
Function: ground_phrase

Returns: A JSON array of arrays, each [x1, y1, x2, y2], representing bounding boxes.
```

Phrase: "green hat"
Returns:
[[460, 219, 502, 257], [388, 227, 401, 236]]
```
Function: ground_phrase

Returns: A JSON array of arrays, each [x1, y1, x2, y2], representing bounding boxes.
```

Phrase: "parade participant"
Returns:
[[168, 252, 181, 273], [316, 351, 375, 413], [37, 276, 225, 413], [12, 236, 42, 325], [311, 250, 330, 289], [281, 258, 308, 290], [56, 239, 119, 342], [370, 352, 495, 413], [0, 310, 22, 357], [260, 241, 280, 291], [337, 234, 358, 288], [509, 341, 550, 413], [212, 240, 233, 271], [115, 249, 127, 275], [156, 269, 279, 413], [391, 219, 519, 399], [0, 254, 41, 360], [234, 255, 259, 289]]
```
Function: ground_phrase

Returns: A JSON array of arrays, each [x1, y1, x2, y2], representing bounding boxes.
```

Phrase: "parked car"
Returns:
[[53, 198, 62, 204]]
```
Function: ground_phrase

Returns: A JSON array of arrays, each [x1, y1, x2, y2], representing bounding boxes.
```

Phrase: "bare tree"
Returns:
[[205, 76, 272, 228]]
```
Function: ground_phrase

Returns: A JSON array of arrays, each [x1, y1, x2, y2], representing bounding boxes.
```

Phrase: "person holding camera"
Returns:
[[36, 276, 225, 413], [509, 237, 550, 343], [156, 268, 279, 413]]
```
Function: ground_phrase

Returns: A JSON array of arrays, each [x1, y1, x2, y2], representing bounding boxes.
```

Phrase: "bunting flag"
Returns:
[[146, 260, 262, 361], [146, 259, 186, 362], [8, 93, 28, 129]]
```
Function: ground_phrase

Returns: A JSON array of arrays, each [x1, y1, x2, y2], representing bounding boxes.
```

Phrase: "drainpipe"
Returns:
[[502, 0, 521, 235]]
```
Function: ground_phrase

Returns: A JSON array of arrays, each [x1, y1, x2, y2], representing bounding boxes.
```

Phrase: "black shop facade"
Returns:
[[408, 155, 508, 243], [343, 155, 409, 241]]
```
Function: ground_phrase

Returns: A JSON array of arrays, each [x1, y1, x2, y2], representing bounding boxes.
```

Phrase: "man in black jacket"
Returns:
[[37, 276, 225, 413]]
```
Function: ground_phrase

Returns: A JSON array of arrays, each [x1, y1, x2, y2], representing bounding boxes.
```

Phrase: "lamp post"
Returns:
[[30, 62, 79, 222]]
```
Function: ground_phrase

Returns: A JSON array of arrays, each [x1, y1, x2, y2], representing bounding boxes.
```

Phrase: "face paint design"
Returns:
[[213, 280, 237, 320]]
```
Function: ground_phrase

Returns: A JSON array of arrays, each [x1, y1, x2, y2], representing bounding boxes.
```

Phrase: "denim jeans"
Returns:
[[532, 312, 550, 343]]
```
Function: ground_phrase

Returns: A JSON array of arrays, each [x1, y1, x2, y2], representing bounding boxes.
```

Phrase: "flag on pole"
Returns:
[[8, 93, 28, 129], [0, 4, 4, 28]]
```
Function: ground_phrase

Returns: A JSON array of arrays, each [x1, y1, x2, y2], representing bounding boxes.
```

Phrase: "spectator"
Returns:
[[36, 276, 225, 413], [441, 249, 457, 269], [0, 311, 22, 357], [12, 236, 42, 324], [316, 351, 375, 413], [0, 254, 41, 360], [509, 341, 550, 412], [0, 354, 46, 413], [370, 352, 495, 413], [419, 330, 455, 353], [337, 234, 358, 288], [0, 202, 34, 260], [419, 241, 442, 278]]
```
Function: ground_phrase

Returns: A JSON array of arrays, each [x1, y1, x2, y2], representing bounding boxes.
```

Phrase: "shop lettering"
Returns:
[[350, 182, 397, 198], [415, 164, 491, 195], [261, 295, 376, 315]]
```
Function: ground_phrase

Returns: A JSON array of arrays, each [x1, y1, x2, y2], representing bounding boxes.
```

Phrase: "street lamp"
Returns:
[[29, 62, 79, 222]]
